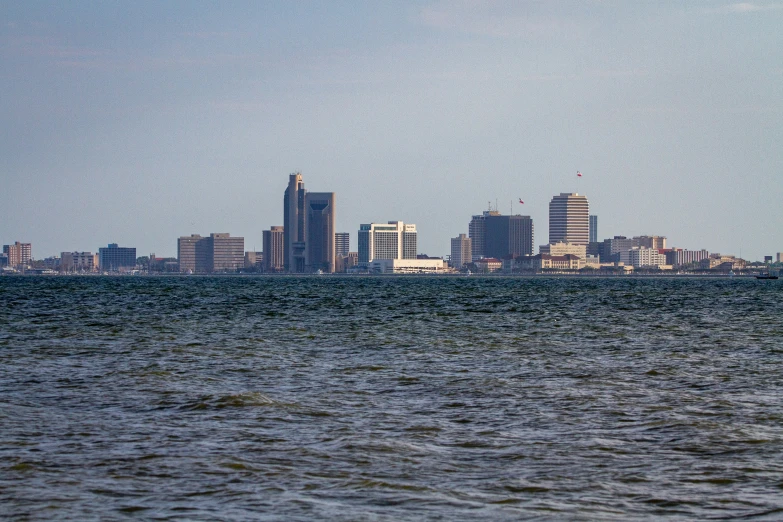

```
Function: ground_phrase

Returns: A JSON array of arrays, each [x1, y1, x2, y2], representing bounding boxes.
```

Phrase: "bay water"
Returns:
[[1, 276, 782, 520]]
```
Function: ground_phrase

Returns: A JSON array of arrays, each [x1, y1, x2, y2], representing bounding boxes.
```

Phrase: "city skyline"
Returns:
[[1, 3, 781, 260]]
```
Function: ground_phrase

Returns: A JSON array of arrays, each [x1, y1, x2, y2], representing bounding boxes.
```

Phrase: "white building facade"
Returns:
[[358, 221, 417, 263]]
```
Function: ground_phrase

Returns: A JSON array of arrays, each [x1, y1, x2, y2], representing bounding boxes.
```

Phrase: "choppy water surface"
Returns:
[[1, 276, 782, 520]]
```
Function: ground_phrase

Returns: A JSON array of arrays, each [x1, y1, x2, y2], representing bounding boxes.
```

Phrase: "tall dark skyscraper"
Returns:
[[484, 215, 534, 259], [468, 210, 500, 261], [282, 173, 336, 273], [305, 192, 336, 273], [549, 193, 589, 245], [589, 215, 598, 244], [283, 173, 306, 273]]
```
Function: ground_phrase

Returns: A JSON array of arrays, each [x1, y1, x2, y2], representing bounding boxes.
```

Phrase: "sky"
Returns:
[[2, 1, 782, 261]]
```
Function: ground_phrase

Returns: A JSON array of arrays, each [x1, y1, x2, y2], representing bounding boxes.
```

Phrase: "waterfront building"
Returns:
[[484, 214, 534, 259], [61, 251, 98, 272], [244, 251, 263, 269], [3, 242, 32, 268], [450, 234, 472, 269], [474, 257, 502, 273], [263, 226, 285, 272], [284, 172, 306, 272], [519, 254, 584, 271], [43, 257, 61, 270], [283, 173, 336, 273], [368, 258, 447, 274], [600, 236, 635, 262], [358, 221, 417, 263], [619, 247, 668, 268], [671, 249, 709, 267], [336, 251, 358, 273], [778, 253, 783, 263], [178, 235, 205, 273], [335, 232, 350, 257], [177, 233, 244, 273], [634, 235, 667, 250], [98, 243, 136, 271], [208, 233, 244, 272], [549, 193, 589, 245], [589, 215, 598, 244], [0, 253, 7, 267], [468, 210, 500, 261], [305, 192, 336, 273], [539, 241, 587, 258]]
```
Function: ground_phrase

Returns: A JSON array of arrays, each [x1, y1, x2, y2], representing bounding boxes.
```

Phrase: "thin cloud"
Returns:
[[417, 1, 587, 39], [712, 2, 783, 13]]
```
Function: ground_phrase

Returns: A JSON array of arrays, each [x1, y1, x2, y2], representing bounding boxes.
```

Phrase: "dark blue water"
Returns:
[[1, 276, 782, 520]]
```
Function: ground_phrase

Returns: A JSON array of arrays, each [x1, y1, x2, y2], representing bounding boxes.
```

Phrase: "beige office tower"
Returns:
[[263, 226, 285, 272], [177, 233, 243, 273], [210, 233, 244, 272], [451, 234, 472, 268], [549, 193, 589, 246], [178, 234, 203, 273]]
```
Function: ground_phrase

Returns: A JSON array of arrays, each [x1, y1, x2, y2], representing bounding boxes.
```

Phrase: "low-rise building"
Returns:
[[519, 254, 583, 270], [98, 244, 136, 271], [620, 247, 668, 268], [245, 251, 263, 269], [539, 241, 587, 258], [368, 258, 447, 274], [61, 252, 99, 272], [474, 258, 502, 273], [177, 233, 244, 273], [336, 252, 358, 273]]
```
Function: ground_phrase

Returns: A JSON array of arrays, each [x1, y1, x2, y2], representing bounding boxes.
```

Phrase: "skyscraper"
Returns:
[[468, 210, 500, 261], [358, 221, 417, 263], [263, 226, 284, 272], [484, 215, 534, 258], [283, 173, 306, 273], [549, 193, 589, 245], [282, 173, 336, 273], [450, 234, 472, 268], [305, 192, 336, 273], [589, 215, 598, 244]]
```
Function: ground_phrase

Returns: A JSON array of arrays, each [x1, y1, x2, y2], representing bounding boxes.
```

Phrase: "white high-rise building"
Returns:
[[358, 221, 417, 263], [549, 193, 589, 246]]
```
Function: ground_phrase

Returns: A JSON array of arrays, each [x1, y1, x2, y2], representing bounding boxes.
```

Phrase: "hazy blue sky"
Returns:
[[2, 1, 781, 260]]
